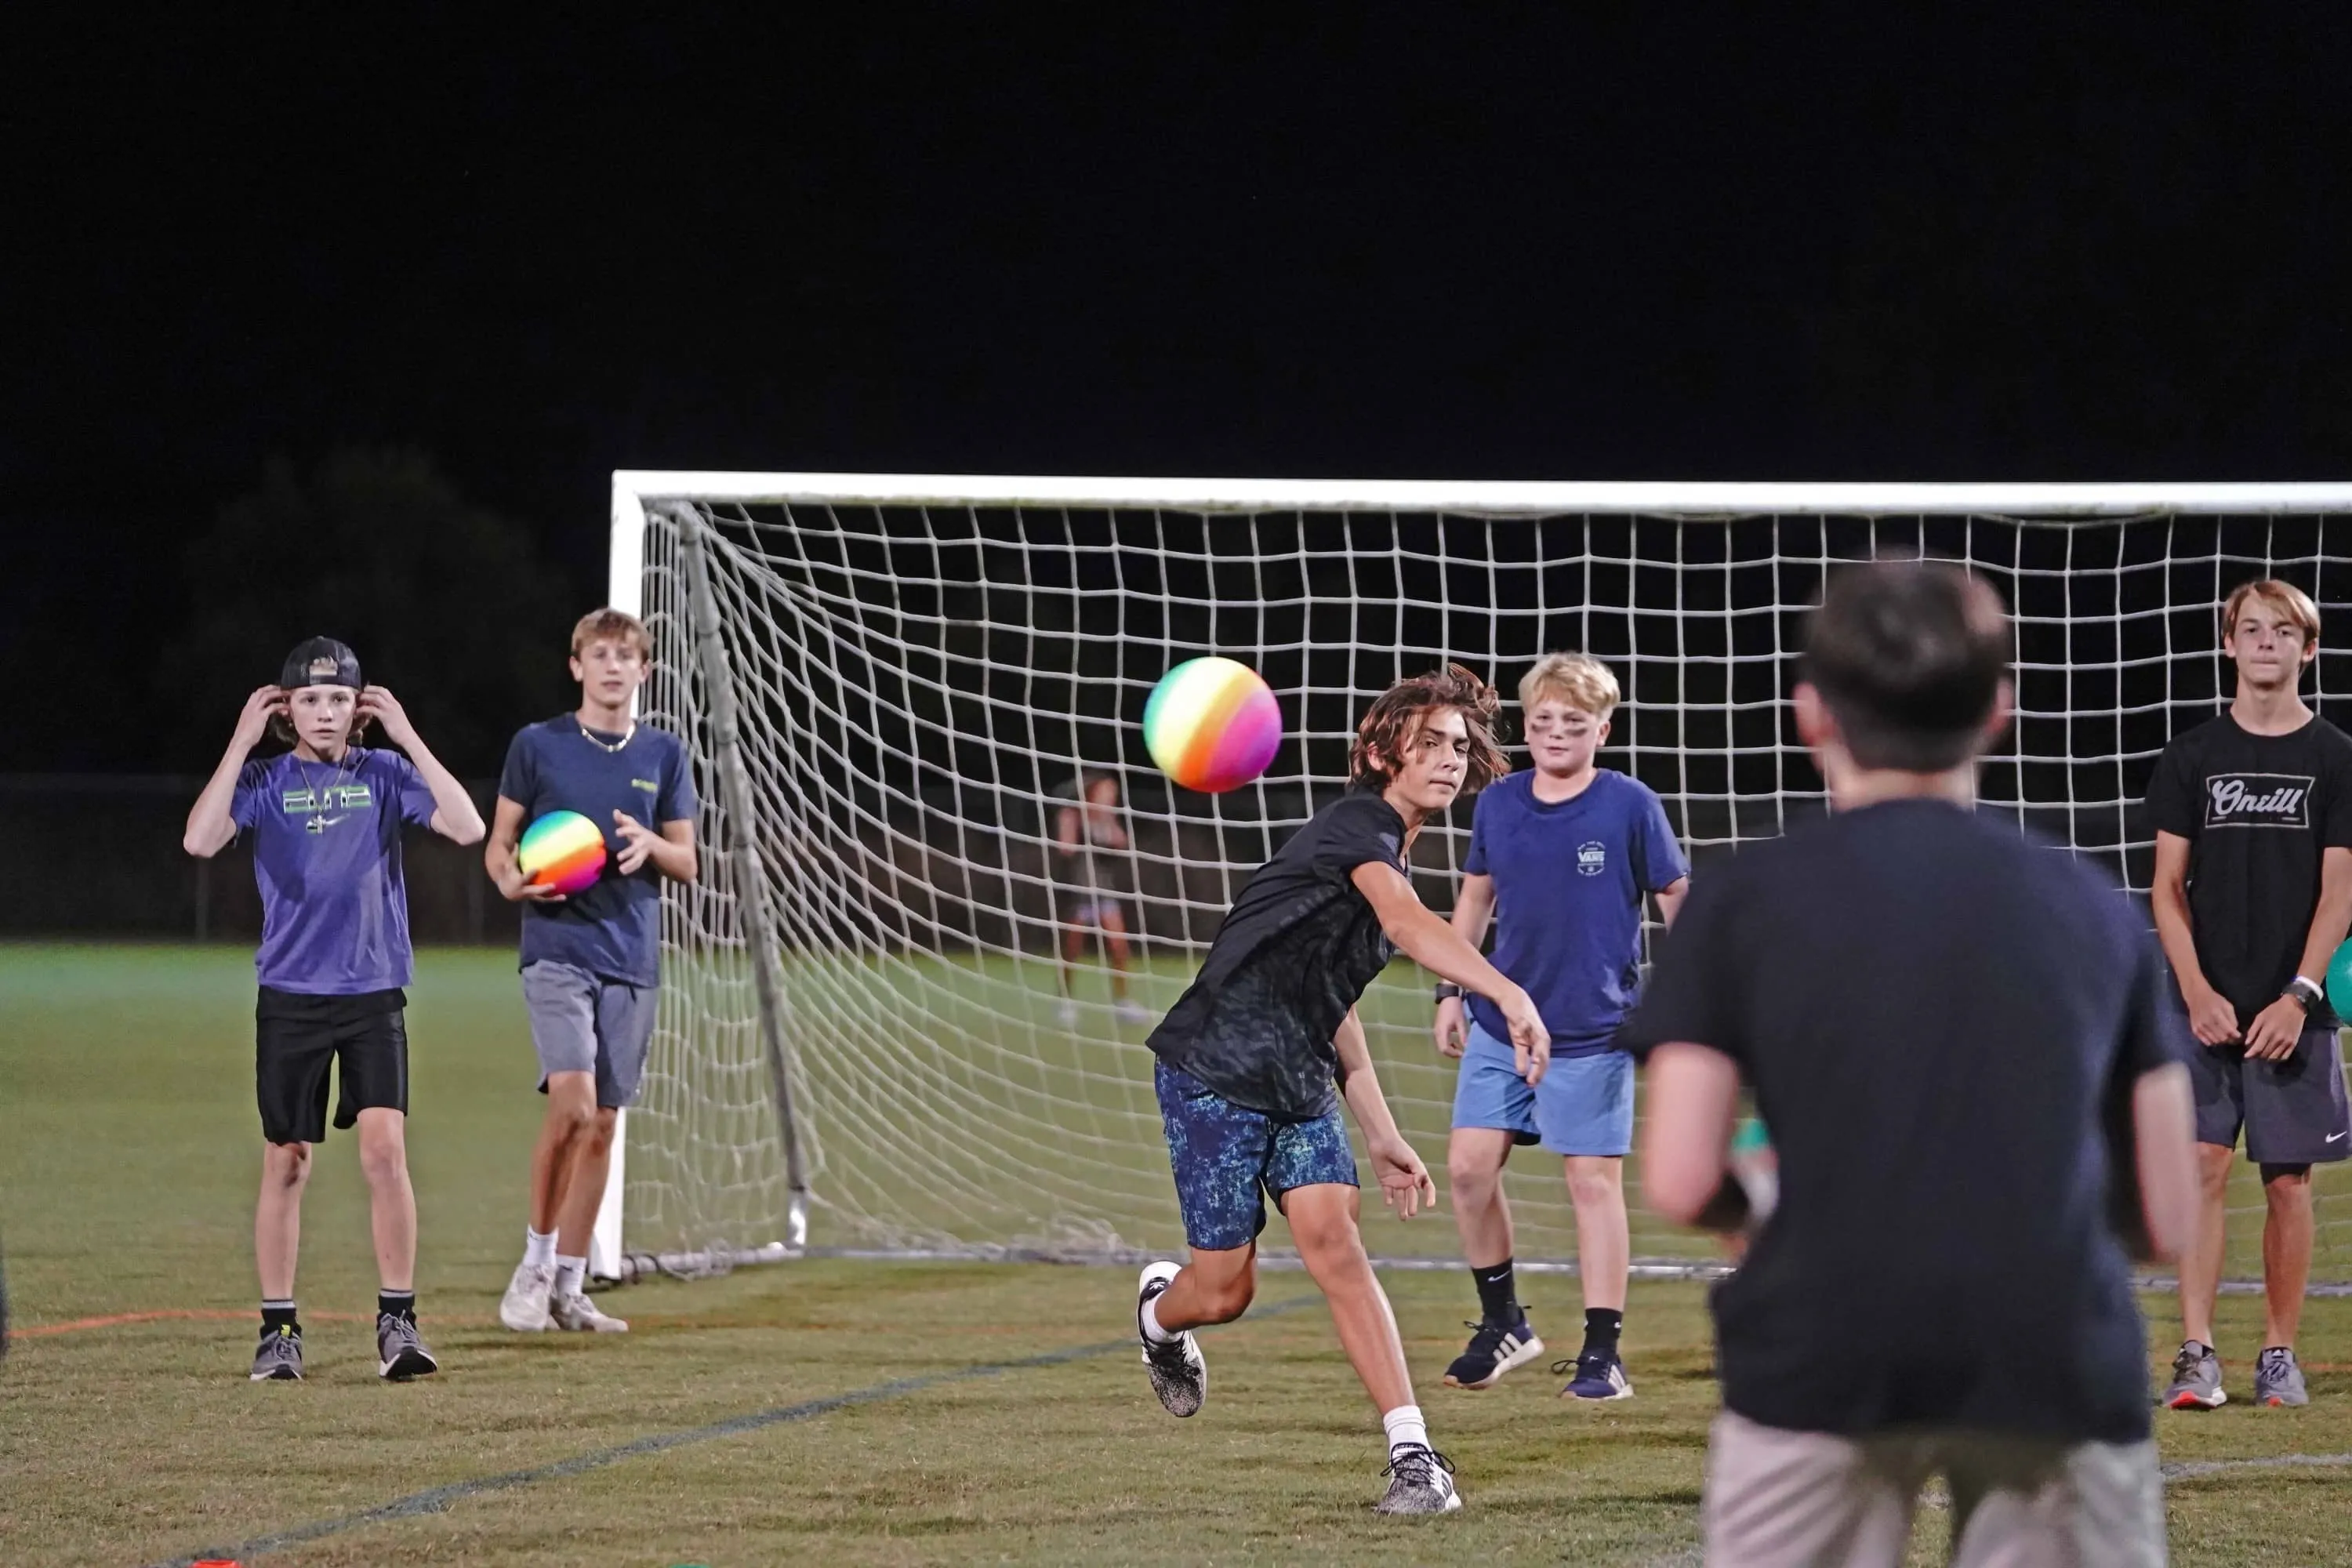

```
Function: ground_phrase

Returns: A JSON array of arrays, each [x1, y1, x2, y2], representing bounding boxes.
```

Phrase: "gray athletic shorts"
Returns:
[[522, 960, 657, 1110], [2189, 1025, 2352, 1165], [1703, 1410, 2165, 1567]]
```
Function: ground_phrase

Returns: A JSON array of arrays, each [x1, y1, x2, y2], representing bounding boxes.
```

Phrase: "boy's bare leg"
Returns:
[[355, 1108, 417, 1291], [1147, 1241, 1257, 1329], [531, 1070, 598, 1234], [1446, 1127, 1515, 1267], [1102, 909, 1135, 1000], [1564, 1156, 1629, 1313], [2262, 1166, 2314, 1349], [2178, 1143, 2234, 1348], [1285, 1183, 1414, 1412], [555, 1105, 620, 1259], [255, 1141, 313, 1300]]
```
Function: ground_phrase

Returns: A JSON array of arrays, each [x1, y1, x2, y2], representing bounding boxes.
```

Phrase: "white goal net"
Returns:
[[601, 476, 2352, 1286]]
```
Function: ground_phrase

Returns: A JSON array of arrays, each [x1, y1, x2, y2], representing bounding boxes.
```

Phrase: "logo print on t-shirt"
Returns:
[[1577, 840, 1607, 877], [2204, 773, 2314, 830]]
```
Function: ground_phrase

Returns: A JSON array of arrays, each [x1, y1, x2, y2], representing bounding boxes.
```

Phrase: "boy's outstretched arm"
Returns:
[[358, 687, 485, 845], [1350, 862, 1552, 1082], [185, 686, 284, 858], [1334, 1007, 1436, 1219]]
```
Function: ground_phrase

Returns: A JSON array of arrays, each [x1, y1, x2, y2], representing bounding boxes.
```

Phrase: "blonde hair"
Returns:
[[571, 608, 653, 661], [2221, 579, 2321, 645], [1519, 652, 1621, 719]]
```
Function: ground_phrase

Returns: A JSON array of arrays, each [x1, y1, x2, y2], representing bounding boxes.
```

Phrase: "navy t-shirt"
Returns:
[[232, 748, 441, 994], [498, 717, 699, 987], [1463, 769, 1690, 1057], [1617, 800, 2189, 1445]]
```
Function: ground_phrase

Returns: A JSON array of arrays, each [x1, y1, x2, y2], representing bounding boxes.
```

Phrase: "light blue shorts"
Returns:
[[1450, 1020, 1635, 1157]]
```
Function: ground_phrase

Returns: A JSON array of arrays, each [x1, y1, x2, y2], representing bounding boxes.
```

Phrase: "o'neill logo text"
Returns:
[[2204, 773, 2314, 830]]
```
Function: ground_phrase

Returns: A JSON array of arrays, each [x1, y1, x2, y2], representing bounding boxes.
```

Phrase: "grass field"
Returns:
[[5, 944, 2352, 1566]]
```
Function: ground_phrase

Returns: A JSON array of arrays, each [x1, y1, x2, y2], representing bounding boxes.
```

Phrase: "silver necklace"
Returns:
[[579, 718, 635, 753]]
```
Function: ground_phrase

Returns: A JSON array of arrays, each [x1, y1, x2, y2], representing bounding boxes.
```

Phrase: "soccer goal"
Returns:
[[593, 474, 2352, 1287]]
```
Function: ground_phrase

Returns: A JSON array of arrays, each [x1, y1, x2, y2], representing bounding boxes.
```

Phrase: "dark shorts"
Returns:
[[256, 986, 408, 1145], [1154, 1059, 1358, 1251], [2190, 1025, 2352, 1165]]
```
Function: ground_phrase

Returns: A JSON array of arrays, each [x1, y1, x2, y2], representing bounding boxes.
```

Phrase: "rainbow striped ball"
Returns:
[[1144, 656, 1283, 793], [517, 809, 608, 895]]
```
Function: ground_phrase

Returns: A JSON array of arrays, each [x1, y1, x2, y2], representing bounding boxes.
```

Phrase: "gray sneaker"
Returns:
[[2254, 1346, 2309, 1407], [1374, 1444, 1461, 1515], [250, 1323, 303, 1381], [376, 1313, 440, 1381], [2162, 1340, 2226, 1410], [1137, 1261, 1207, 1417]]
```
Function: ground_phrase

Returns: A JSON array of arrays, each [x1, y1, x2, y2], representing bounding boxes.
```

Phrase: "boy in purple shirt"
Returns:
[[185, 637, 485, 1382]]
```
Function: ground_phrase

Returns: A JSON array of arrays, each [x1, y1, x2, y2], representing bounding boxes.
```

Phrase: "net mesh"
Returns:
[[624, 497, 2352, 1280]]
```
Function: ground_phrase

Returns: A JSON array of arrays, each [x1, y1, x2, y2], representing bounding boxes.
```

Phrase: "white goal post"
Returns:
[[594, 473, 2352, 1287]]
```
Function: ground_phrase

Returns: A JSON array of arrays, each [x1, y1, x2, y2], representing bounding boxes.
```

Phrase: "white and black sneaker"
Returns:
[[550, 1291, 630, 1333], [1375, 1444, 1461, 1515], [250, 1323, 303, 1381], [499, 1261, 557, 1331], [1443, 1316, 1545, 1389], [376, 1313, 439, 1381], [1137, 1261, 1207, 1417]]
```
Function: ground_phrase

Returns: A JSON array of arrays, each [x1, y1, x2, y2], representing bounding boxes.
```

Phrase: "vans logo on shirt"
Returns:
[[2204, 773, 2314, 829], [1577, 840, 1608, 877]]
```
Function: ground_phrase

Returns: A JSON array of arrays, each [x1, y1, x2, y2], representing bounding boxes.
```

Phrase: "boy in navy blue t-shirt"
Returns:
[[1433, 654, 1689, 1399], [488, 609, 698, 1335], [185, 637, 486, 1382]]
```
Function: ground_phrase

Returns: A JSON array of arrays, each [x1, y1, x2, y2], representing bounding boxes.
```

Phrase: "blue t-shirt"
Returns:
[[231, 748, 441, 994], [498, 716, 699, 987], [1463, 768, 1690, 1057]]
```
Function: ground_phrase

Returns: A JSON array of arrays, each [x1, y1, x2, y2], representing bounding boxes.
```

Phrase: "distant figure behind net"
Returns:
[[1051, 771, 1151, 1027]]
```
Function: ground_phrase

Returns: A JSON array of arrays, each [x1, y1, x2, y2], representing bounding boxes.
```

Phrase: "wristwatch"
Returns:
[[1432, 982, 1465, 1003], [2285, 975, 2325, 1014]]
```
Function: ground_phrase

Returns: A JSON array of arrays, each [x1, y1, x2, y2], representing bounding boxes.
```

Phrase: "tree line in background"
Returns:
[[167, 448, 584, 779]]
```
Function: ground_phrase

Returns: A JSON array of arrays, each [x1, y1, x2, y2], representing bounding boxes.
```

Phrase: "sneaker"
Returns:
[[550, 1291, 630, 1333], [1442, 1317, 1545, 1390], [1115, 997, 1155, 1025], [250, 1323, 303, 1381], [1374, 1444, 1461, 1515], [376, 1313, 440, 1381], [499, 1260, 557, 1331], [2254, 1346, 2310, 1407], [1137, 1261, 1207, 1417], [1556, 1348, 1635, 1401], [1055, 999, 1080, 1027], [2162, 1340, 2227, 1410]]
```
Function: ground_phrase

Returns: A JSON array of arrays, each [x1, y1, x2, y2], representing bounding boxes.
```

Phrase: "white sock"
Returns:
[[1382, 1405, 1430, 1457], [1141, 1294, 1178, 1345], [524, 1228, 557, 1269], [554, 1255, 586, 1298]]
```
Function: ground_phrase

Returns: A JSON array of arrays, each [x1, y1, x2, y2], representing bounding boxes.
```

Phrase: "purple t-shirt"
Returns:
[[231, 748, 441, 994], [1463, 768, 1690, 1057]]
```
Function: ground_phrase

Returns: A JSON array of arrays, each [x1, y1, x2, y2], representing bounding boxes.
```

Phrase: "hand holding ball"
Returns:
[[516, 809, 607, 895], [1144, 657, 1283, 793]]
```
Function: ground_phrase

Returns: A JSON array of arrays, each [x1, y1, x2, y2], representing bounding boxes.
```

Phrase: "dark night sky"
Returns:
[[9, 9, 2351, 773]]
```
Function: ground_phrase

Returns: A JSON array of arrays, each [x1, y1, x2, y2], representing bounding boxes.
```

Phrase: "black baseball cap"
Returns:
[[280, 636, 363, 690]]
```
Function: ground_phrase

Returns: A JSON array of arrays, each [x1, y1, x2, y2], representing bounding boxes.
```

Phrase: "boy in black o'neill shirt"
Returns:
[[1623, 561, 2199, 1566], [1134, 665, 1550, 1518], [2146, 578, 2352, 1410]]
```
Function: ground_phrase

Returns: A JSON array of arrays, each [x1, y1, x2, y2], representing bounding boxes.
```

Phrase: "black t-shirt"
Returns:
[[1146, 788, 1409, 1118], [2142, 713, 2352, 1025], [1618, 800, 2187, 1445]]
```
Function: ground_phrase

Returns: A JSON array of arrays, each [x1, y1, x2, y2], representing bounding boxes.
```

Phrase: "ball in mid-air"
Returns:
[[2328, 938, 2352, 1022], [517, 809, 608, 895], [1144, 656, 1283, 793]]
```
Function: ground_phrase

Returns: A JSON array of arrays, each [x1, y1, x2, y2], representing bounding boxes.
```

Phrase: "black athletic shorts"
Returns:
[[255, 986, 409, 1145], [2190, 1025, 2352, 1166]]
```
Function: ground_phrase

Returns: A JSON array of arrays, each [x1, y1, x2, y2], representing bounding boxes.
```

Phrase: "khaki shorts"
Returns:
[[1704, 1409, 2165, 1567]]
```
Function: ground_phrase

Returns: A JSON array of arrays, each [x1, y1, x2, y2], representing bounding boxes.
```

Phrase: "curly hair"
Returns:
[[1348, 662, 1509, 793]]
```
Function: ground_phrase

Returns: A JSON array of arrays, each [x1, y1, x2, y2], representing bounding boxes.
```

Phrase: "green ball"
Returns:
[[2327, 940, 2352, 1022]]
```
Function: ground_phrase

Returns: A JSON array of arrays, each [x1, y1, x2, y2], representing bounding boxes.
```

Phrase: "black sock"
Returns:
[[1584, 1307, 1624, 1356], [261, 1300, 299, 1334], [1472, 1259, 1519, 1325], [379, 1290, 416, 1323]]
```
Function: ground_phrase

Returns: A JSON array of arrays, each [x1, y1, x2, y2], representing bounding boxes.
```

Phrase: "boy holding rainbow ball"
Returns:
[[488, 609, 699, 1334]]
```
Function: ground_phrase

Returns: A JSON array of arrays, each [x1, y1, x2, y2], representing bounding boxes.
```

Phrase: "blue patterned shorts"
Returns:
[[1155, 1059, 1359, 1251]]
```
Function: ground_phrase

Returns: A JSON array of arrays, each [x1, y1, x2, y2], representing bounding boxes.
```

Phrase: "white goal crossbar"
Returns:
[[597, 472, 2352, 1279]]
